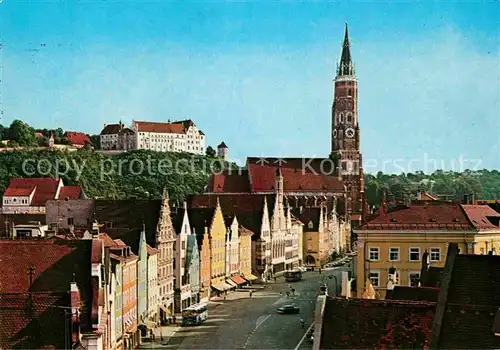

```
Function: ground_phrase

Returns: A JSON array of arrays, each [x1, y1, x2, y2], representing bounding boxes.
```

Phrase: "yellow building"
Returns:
[[293, 207, 327, 268], [238, 226, 254, 278], [209, 199, 227, 288], [354, 202, 500, 299]]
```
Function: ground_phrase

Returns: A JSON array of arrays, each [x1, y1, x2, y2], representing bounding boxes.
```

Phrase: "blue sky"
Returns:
[[1, 1, 499, 173]]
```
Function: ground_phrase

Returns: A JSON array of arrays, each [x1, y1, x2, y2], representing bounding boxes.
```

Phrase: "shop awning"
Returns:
[[226, 279, 237, 287], [231, 275, 247, 285], [222, 282, 234, 290], [211, 284, 225, 292], [159, 304, 171, 315], [142, 320, 156, 329], [243, 273, 258, 281]]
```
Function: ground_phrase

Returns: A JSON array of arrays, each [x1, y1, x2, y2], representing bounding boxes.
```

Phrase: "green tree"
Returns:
[[206, 146, 216, 157], [8, 120, 36, 146]]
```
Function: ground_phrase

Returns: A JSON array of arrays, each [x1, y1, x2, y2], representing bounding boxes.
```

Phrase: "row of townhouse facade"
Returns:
[[99, 119, 205, 155]]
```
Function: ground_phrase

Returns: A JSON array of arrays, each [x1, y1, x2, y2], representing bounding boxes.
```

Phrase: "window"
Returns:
[[409, 272, 420, 287], [430, 248, 441, 262], [409, 247, 420, 261], [368, 247, 380, 261], [67, 217, 74, 225], [368, 271, 380, 287], [347, 114, 352, 123], [389, 247, 400, 261]]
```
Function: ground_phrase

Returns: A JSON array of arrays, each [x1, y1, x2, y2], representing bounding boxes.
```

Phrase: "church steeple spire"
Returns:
[[337, 23, 354, 77]]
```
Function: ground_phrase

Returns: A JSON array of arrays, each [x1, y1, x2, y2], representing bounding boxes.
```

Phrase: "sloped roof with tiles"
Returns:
[[291, 208, 321, 232], [320, 297, 436, 349], [4, 178, 62, 206], [146, 244, 157, 255], [189, 194, 275, 239], [431, 248, 500, 349], [134, 121, 185, 134], [187, 208, 215, 248], [0, 239, 93, 345], [0, 292, 69, 349], [462, 204, 500, 231], [421, 266, 444, 287], [206, 170, 251, 193], [247, 157, 344, 193], [356, 203, 475, 231], [386, 286, 440, 302], [94, 199, 162, 250], [59, 185, 83, 200], [100, 123, 122, 135], [64, 131, 91, 146]]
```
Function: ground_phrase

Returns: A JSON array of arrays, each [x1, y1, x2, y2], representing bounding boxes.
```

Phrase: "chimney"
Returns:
[[463, 194, 468, 204]]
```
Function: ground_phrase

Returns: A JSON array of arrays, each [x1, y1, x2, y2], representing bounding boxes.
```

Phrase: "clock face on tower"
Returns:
[[346, 128, 355, 138]]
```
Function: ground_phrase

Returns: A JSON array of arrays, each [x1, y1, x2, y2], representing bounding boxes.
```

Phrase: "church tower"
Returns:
[[331, 24, 364, 226]]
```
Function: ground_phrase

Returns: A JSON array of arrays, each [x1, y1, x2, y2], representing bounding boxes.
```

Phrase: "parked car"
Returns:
[[276, 304, 300, 314]]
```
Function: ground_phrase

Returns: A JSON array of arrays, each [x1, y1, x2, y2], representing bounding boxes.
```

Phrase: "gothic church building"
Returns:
[[203, 25, 365, 228]]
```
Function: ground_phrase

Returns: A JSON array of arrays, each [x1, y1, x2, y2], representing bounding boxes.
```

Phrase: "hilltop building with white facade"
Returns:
[[99, 119, 206, 155]]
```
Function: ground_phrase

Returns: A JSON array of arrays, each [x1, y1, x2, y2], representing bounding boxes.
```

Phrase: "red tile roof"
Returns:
[[207, 170, 251, 193], [461, 204, 500, 231], [320, 297, 435, 349], [64, 131, 91, 146], [59, 186, 82, 200], [4, 178, 62, 206], [4, 186, 35, 196], [134, 121, 185, 134], [356, 203, 475, 231], [433, 251, 500, 348], [0, 292, 68, 349], [146, 244, 158, 255], [247, 157, 344, 193], [0, 240, 78, 292], [0, 238, 93, 347], [98, 233, 117, 247]]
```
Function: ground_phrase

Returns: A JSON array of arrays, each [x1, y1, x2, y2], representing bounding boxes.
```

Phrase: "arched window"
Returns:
[[347, 89, 352, 97], [339, 113, 344, 123]]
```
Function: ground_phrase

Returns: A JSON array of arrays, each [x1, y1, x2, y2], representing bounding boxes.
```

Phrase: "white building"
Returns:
[[227, 217, 240, 276], [2, 178, 84, 214], [132, 119, 205, 155], [146, 245, 159, 324], [172, 202, 192, 312], [99, 121, 134, 151]]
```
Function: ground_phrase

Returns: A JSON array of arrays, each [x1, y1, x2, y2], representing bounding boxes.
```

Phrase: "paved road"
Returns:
[[141, 265, 350, 350]]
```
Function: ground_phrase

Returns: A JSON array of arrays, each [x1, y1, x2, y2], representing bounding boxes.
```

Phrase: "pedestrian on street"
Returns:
[[249, 291, 253, 298], [291, 288, 295, 295], [300, 318, 305, 328], [274, 276, 277, 283]]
